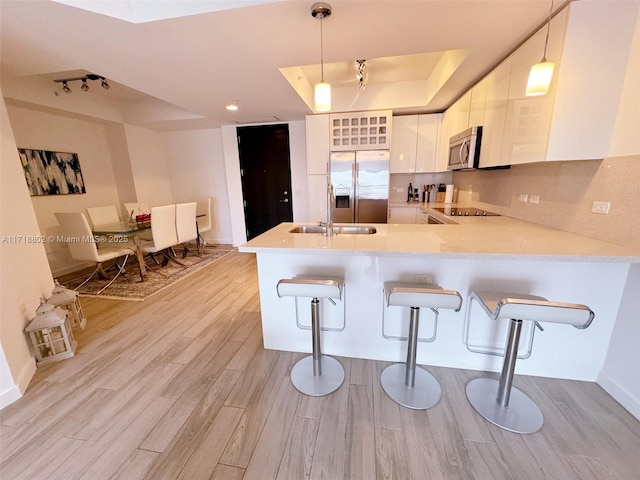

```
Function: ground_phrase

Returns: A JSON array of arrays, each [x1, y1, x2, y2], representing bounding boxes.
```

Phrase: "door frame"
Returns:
[[221, 121, 308, 245]]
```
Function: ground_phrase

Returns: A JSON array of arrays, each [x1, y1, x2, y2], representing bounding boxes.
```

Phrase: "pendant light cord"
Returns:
[[541, 0, 554, 61], [320, 14, 325, 82]]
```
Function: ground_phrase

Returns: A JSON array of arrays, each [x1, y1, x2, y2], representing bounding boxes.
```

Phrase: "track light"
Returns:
[[54, 74, 110, 94]]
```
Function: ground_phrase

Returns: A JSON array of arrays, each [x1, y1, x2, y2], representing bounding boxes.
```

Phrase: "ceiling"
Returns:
[[0, 0, 569, 131]]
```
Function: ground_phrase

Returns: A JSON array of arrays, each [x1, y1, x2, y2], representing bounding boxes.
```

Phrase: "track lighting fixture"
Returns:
[[311, 2, 332, 112], [54, 74, 110, 94], [355, 59, 367, 91]]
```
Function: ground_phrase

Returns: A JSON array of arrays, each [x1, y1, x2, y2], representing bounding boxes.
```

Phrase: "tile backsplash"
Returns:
[[452, 155, 639, 249]]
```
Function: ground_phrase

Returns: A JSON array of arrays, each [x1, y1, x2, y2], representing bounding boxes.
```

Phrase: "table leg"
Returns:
[[133, 236, 146, 281]]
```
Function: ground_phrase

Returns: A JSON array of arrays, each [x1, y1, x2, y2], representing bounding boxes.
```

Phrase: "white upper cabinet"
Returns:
[[502, 1, 637, 164], [390, 114, 441, 173], [390, 115, 419, 173], [478, 58, 512, 168], [306, 114, 330, 174]]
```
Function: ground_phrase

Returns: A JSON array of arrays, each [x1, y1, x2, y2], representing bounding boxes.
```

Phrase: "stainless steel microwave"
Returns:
[[448, 126, 482, 171]]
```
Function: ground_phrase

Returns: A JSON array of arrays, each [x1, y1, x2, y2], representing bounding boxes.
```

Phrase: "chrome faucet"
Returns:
[[319, 182, 334, 236]]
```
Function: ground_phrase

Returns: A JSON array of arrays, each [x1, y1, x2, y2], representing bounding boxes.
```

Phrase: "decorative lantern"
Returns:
[[25, 302, 76, 366], [47, 280, 86, 330]]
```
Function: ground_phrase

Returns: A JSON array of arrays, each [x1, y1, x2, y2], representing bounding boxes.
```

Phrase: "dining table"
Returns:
[[92, 221, 151, 281]]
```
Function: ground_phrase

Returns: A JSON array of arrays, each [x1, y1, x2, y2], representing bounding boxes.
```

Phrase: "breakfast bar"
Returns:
[[239, 214, 640, 383]]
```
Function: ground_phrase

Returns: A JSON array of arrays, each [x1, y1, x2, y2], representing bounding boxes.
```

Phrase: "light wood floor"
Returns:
[[2, 251, 639, 480]]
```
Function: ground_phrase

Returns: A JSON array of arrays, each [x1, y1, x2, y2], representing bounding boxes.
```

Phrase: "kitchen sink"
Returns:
[[289, 225, 377, 235]]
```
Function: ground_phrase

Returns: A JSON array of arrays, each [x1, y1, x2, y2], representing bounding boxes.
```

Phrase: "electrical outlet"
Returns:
[[529, 195, 540, 204], [518, 194, 528, 203], [591, 201, 611, 214], [415, 274, 434, 284]]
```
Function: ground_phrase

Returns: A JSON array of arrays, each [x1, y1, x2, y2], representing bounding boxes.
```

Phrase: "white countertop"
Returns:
[[239, 208, 640, 263]]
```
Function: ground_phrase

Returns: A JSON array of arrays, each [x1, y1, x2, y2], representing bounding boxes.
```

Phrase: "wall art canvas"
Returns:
[[18, 148, 86, 196]]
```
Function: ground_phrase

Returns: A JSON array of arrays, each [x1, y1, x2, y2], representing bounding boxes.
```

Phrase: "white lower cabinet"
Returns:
[[388, 206, 419, 224]]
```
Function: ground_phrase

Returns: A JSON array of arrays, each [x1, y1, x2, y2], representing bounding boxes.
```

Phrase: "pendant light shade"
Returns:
[[526, 0, 555, 97], [314, 82, 331, 112], [311, 3, 332, 112], [525, 61, 555, 96]]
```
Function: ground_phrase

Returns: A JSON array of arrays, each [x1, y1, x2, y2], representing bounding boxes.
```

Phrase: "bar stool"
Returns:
[[381, 282, 462, 409], [276, 277, 344, 396], [465, 291, 594, 434]]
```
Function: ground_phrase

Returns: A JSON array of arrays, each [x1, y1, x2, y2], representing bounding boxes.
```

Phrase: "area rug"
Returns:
[[62, 244, 235, 301]]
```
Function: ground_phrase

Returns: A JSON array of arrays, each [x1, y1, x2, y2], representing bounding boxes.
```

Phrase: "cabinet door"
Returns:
[[469, 79, 487, 128], [307, 174, 329, 223], [478, 59, 511, 168], [306, 114, 330, 174], [415, 114, 441, 172], [390, 115, 419, 173], [388, 206, 417, 224], [501, 8, 567, 165]]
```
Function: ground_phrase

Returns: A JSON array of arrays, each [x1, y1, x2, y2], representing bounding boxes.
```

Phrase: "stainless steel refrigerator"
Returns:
[[329, 150, 390, 223]]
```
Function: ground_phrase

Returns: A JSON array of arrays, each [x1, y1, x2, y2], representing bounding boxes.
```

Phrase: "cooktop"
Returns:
[[433, 207, 500, 217]]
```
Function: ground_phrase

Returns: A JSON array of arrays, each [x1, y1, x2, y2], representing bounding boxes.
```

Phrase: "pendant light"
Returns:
[[526, 0, 555, 96], [311, 2, 332, 112]]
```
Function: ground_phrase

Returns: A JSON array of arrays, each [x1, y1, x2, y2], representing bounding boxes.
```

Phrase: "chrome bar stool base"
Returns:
[[381, 363, 441, 410], [291, 355, 344, 397], [466, 377, 543, 434]]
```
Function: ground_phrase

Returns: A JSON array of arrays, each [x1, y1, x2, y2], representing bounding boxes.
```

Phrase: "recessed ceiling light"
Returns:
[[226, 100, 239, 111]]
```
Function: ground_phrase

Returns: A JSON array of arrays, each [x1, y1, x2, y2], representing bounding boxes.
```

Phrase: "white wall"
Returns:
[[598, 264, 640, 419], [0, 91, 54, 408], [123, 124, 174, 208], [163, 128, 233, 244], [6, 105, 122, 276]]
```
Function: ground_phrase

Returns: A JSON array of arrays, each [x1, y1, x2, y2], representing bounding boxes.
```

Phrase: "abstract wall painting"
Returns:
[[18, 148, 86, 196]]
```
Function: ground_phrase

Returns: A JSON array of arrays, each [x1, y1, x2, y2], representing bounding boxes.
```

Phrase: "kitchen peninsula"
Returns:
[[239, 212, 640, 386]]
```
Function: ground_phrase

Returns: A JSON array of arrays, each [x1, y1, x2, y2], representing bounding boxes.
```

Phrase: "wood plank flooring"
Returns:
[[2, 250, 639, 479]]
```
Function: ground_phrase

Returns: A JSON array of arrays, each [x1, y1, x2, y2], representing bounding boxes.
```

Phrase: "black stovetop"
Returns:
[[433, 207, 500, 217]]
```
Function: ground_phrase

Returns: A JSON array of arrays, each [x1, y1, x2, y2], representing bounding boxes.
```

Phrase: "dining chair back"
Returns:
[[194, 197, 212, 234], [54, 212, 133, 294], [176, 202, 199, 257], [147, 204, 178, 252], [86, 205, 120, 228]]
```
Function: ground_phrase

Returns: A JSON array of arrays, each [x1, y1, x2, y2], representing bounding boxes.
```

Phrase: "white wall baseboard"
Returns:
[[597, 370, 640, 421], [0, 357, 36, 410]]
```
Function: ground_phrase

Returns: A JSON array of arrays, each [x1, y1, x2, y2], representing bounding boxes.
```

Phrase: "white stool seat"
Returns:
[[386, 282, 463, 310], [277, 276, 344, 397], [471, 291, 594, 328], [466, 290, 594, 434], [276, 278, 342, 300], [381, 281, 462, 410]]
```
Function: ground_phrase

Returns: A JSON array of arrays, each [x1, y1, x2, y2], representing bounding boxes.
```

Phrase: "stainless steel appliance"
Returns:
[[330, 150, 389, 223], [448, 126, 482, 171]]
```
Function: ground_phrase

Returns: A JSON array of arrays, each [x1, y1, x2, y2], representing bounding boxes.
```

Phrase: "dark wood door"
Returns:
[[237, 124, 293, 240]]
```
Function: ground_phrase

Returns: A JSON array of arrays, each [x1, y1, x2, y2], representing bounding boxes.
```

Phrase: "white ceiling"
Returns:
[[0, 0, 570, 131]]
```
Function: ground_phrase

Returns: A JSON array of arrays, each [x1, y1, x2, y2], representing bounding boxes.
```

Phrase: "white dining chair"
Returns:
[[175, 202, 199, 257], [86, 205, 120, 228], [140, 204, 183, 267], [194, 196, 212, 248], [55, 212, 134, 294]]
